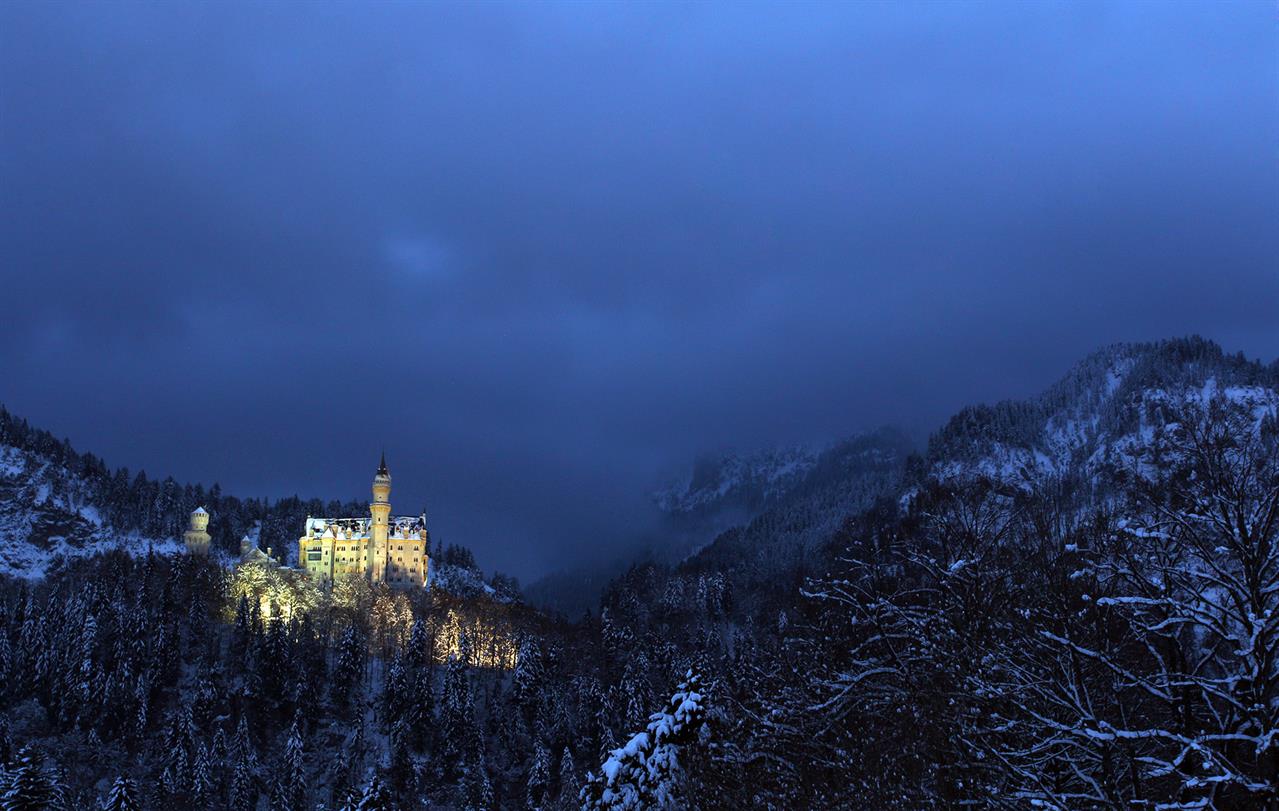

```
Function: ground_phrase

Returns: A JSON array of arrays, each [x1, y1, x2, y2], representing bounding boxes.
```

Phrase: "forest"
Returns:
[[1, 340, 1278, 809]]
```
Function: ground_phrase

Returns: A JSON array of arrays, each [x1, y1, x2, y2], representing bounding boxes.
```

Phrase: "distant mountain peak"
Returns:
[[653, 443, 826, 516], [923, 336, 1279, 493]]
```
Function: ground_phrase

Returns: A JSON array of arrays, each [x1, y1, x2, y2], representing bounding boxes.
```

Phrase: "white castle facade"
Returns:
[[296, 454, 430, 588]]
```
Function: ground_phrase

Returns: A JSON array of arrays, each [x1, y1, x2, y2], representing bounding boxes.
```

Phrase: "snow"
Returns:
[[927, 359, 1279, 502], [304, 513, 427, 540], [587, 671, 705, 809], [654, 444, 822, 514], [0, 439, 186, 579]]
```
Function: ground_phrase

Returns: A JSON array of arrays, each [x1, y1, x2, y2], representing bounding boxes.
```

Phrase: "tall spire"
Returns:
[[377, 450, 389, 477]]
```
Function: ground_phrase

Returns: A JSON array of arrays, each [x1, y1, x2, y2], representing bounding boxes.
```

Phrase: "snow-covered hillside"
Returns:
[[0, 443, 177, 578], [678, 427, 914, 584], [654, 444, 823, 517], [923, 337, 1279, 496]]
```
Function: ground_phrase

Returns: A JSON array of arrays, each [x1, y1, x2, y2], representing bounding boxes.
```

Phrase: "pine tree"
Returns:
[[354, 773, 392, 811], [526, 739, 551, 810], [461, 748, 493, 811], [512, 636, 544, 715], [191, 745, 216, 810], [228, 720, 258, 811], [405, 618, 430, 671], [408, 664, 435, 753], [2, 748, 56, 811], [231, 596, 252, 675], [330, 626, 365, 709], [386, 719, 413, 798], [0, 718, 13, 768], [440, 653, 474, 777], [159, 707, 195, 798], [330, 722, 366, 810], [228, 756, 257, 811], [378, 657, 408, 732], [269, 718, 306, 811], [619, 653, 652, 730], [556, 747, 579, 811], [580, 670, 707, 811], [158, 744, 189, 801], [98, 776, 140, 811]]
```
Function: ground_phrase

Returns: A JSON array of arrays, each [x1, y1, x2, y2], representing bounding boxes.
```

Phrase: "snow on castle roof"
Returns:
[[304, 513, 427, 540]]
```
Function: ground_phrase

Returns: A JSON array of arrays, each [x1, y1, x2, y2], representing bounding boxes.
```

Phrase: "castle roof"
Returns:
[[304, 513, 427, 541], [376, 451, 390, 477], [192, 506, 208, 515]]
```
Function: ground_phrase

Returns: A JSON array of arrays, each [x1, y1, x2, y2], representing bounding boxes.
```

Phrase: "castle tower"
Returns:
[[369, 452, 392, 583], [184, 506, 211, 555]]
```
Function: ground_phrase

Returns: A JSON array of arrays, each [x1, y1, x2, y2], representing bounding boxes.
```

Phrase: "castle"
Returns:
[[183, 454, 431, 589], [296, 454, 431, 588]]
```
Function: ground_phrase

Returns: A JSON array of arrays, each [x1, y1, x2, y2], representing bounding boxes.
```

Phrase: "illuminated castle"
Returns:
[[184, 506, 211, 555], [297, 454, 430, 588]]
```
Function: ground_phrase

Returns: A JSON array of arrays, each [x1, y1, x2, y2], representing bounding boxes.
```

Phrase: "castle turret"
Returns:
[[184, 506, 211, 555], [369, 453, 391, 583]]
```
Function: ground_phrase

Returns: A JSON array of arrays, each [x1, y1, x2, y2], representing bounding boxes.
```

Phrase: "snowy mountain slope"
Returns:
[[0, 443, 178, 578], [527, 429, 914, 614], [680, 427, 914, 583], [654, 444, 823, 517], [922, 337, 1279, 496], [659, 338, 1276, 601], [658, 429, 913, 552]]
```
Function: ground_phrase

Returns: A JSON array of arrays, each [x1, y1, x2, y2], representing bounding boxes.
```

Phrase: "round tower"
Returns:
[[184, 506, 211, 555], [369, 453, 392, 582]]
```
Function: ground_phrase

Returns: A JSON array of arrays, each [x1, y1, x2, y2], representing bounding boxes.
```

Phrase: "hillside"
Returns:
[[0, 441, 179, 577], [526, 427, 914, 614], [0, 407, 516, 597], [922, 336, 1279, 496], [681, 426, 914, 584], [581, 336, 1279, 807]]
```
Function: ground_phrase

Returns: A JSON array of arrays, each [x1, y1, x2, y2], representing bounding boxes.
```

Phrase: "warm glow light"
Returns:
[[225, 562, 518, 669]]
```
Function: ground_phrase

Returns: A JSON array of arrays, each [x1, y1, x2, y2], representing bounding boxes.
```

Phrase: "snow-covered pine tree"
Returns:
[[407, 661, 435, 753], [440, 650, 475, 777], [405, 618, 430, 672], [378, 656, 408, 732], [2, 748, 57, 811], [228, 720, 258, 811], [461, 748, 493, 811], [0, 718, 13, 768], [354, 773, 392, 811], [191, 745, 216, 810], [580, 669, 707, 811], [227, 754, 257, 811], [386, 718, 414, 799], [98, 776, 140, 811], [512, 636, 544, 715], [555, 746, 579, 811], [329, 626, 365, 710], [269, 717, 306, 811], [619, 653, 653, 730], [525, 739, 550, 810]]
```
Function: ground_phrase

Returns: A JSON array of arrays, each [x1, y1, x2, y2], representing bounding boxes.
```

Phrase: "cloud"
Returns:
[[0, 1, 1275, 578]]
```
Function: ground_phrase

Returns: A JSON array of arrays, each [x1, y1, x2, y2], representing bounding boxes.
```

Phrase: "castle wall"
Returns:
[[297, 532, 428, 587], [296, 460, 429, 589]]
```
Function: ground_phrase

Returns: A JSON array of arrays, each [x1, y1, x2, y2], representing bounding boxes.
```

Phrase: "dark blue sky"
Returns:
[[1, 2, 1276, 579]]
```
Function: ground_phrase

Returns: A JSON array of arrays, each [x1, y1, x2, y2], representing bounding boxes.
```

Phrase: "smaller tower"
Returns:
[[184, 506, 211, 555]]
